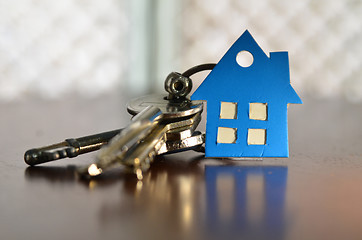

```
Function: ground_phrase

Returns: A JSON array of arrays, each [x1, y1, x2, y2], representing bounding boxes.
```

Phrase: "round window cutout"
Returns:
[[236, 50, 254, 68]]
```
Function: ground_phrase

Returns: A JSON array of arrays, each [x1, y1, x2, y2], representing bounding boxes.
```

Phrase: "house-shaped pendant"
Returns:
[[191, 30, 302, 158]]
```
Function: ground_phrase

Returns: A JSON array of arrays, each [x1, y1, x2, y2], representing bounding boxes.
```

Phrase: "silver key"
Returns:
[[85, 105, 164, 177], [84, 94, 203, 178], [117, 117, 204, 180], [86, 117, 204, 179], [24, 68, 208, 173]]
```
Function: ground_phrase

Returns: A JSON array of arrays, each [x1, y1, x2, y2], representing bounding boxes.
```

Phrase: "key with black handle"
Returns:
[[24, 129, 121, 166], [24, 65, 214, 169]]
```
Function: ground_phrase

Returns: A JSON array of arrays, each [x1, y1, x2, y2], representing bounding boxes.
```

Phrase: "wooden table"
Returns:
[[1, 94, 361, 240]]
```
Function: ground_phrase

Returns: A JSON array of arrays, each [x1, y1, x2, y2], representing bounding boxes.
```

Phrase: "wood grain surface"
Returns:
[[1, 94, 361, 240]]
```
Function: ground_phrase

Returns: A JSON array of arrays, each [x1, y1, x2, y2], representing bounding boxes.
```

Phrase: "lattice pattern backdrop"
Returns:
[[181, 0, 362, 102], [0, 0, 361, 102], [0, 0, 127, 100]]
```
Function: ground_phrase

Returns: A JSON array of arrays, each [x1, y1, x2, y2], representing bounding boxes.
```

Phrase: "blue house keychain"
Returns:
[[24, 30, 302, 178], [191, 30, 302, 158]]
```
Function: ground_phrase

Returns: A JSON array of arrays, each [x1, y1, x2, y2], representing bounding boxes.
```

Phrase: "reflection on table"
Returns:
[[24, 158, 288, 239], [206, 166, 288, 239]]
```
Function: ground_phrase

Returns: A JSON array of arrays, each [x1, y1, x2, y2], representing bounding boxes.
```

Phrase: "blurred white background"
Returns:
[[0, 0, 361, 102]]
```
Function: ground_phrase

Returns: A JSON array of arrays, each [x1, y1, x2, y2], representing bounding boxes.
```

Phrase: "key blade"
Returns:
[[122, 123, 168, 168], [118, 114, 202, 178], [121, 113, 201, 167], [85, 106, 163, 177], [88, 113, 203, 176], [84, 97, 203, 178], [121, 123, 169, 180]]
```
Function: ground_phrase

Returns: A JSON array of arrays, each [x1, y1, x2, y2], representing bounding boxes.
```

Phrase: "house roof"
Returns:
[[191, 30, 302, 104]]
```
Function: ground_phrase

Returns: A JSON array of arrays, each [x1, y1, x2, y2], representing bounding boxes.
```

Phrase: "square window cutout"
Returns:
[[249, 103, 267, 120], [217, 127, 237, 143], [247, 129, 266, 145], [220, 102, 237, 119]]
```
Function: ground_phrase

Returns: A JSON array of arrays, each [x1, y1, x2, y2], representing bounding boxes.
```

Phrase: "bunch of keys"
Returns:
[[24, 64, 215, 179]]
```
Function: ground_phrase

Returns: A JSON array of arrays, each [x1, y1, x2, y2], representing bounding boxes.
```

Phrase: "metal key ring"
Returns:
[[164, 63, 216, 99]]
